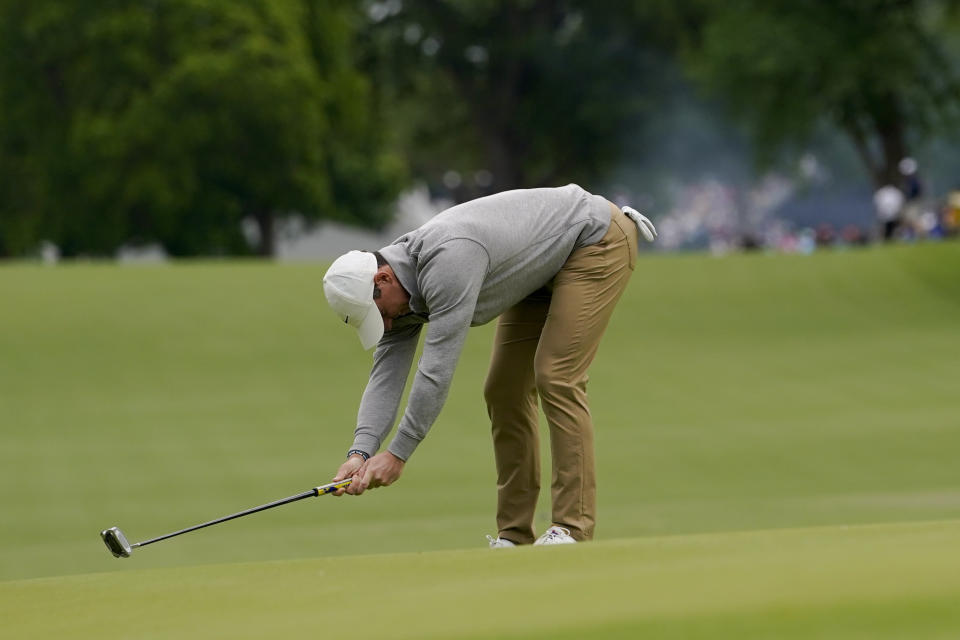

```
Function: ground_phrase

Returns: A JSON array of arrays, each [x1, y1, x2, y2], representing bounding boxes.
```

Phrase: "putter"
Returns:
[[100, 478, 352, 558]]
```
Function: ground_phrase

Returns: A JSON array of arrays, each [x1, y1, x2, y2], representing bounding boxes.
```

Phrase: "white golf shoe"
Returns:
[[486, 535, 517, 548], [533, 526, 576, 545]]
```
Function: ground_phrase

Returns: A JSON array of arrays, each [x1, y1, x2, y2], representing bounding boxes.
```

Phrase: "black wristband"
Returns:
[[347, 449, 369, 461]]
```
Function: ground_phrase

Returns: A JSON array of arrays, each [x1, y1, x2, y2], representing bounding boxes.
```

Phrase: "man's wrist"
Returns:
[[346, 449, 370, 461], [387, 431, 418, 462]]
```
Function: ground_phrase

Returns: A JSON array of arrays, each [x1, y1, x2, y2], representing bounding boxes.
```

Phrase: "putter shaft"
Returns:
[[135, 478, 352, 548], [104, 478, 352, 556]]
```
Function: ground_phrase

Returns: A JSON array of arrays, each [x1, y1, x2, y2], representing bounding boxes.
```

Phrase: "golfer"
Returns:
[[323, 184, 655, 546]]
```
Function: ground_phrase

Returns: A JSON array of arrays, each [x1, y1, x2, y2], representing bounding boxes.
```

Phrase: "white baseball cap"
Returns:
[[322, 250, 383, 350]]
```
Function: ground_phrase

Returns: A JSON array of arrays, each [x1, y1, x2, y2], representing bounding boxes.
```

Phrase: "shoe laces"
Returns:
[[543, 526, 572, 541]]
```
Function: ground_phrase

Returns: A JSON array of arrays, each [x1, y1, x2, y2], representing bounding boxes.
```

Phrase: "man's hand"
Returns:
[[347, 451, 405, 495], [332, 455, 365, 496]]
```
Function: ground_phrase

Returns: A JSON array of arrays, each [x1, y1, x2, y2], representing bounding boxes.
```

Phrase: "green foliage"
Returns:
[[3, 1, 960, 254], [682, 0, 960, 185], [0, 0, 403, 257], [363, 0, 670, 199]]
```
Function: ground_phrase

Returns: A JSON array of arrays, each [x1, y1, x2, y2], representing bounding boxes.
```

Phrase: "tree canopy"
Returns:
[[682, 0, 960, 188], [0, 0, 403, 256], [0, 0, 958, 258], [361, 0, 672, 200]]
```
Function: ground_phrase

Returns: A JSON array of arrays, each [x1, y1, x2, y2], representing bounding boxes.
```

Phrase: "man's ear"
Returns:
[[373, 267, 392, 286]]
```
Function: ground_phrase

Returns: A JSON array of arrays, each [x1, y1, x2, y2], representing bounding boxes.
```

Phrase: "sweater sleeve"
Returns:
[[351, 322, 422, 456], [386, 239, 489, 460]]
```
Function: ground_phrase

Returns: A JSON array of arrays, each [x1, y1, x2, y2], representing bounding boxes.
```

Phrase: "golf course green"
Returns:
[[2, 242, 958, 637], [4, 521, 960, 638]]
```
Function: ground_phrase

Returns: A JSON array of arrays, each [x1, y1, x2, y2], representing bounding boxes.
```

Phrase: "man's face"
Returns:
[[373, 268, 410, 331]]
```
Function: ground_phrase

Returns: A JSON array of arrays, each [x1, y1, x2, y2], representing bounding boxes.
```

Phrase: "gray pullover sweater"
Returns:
[[351, 184, 613, 461]]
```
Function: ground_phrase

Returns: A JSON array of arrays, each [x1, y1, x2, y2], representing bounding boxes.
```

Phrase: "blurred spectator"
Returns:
[[898, 157, 925, 238], [741, 234, 762, 251], [945, 190, 960, 237], [873, 184, 904, 242], [815, 223, 836, 247], [920, 210, 944, 239], [840, 225, 869, 247], [899, 157, 923, 199], [797, 228, 817, 254]]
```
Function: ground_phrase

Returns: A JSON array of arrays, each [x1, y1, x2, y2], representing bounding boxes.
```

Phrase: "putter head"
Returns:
[[101, 526, 133, 558]]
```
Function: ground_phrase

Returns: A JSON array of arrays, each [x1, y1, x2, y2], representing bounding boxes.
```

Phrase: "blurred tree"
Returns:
[[0, 0, 403, 257], [301, 0, 406, 235], [361, 0, 669, 200], [679, 0, 960, 189]]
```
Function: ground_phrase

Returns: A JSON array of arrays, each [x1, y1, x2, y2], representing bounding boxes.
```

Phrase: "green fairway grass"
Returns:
[[3, 520, 959, 638], [1, 242, 958, 609]]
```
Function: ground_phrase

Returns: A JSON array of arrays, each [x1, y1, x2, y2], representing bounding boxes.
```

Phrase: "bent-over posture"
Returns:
[[323, 184, 656, 546]]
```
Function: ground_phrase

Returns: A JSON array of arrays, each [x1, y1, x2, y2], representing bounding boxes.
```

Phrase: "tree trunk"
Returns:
[[841, 113, 881, 187], [253, 209, 274, 257], [840, 93, 909, 191], [875, 95, 908, 189]]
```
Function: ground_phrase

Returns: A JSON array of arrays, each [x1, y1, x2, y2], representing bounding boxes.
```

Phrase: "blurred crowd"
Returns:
[[647, 158, 959, 255], [871, 158, 959, 245]]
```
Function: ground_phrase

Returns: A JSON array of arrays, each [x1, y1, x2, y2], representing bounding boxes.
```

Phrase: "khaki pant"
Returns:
[[483, 202, 638, 543]]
